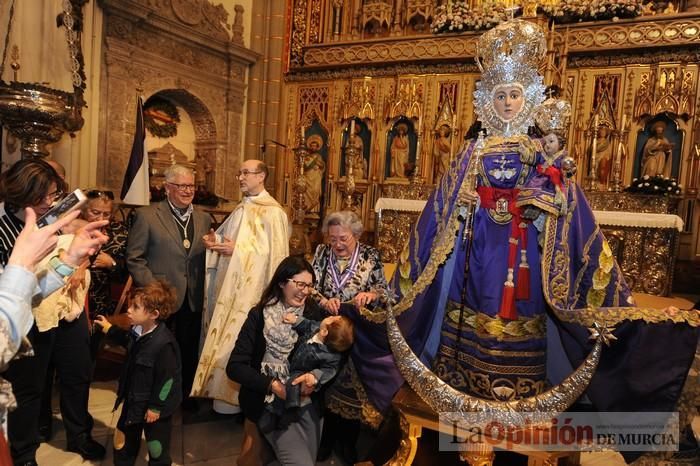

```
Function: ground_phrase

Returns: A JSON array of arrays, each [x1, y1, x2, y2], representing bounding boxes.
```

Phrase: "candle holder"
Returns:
[[586, 116, 600, 191], [610, 116, 629, 193], [291, 134, 308, 224], [343, 142, 358, 210]]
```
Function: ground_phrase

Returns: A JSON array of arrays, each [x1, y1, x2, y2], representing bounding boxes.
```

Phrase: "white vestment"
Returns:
[[191, 190, 289, 405]]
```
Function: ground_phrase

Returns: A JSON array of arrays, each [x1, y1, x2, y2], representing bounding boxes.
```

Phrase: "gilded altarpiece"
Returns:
[[282, 73, 480, 233], [97, 0, 258, 201], [284, 2, 700, 266]]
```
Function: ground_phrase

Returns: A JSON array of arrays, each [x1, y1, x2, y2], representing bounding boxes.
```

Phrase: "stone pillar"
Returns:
[[244, 0, 287, 197]]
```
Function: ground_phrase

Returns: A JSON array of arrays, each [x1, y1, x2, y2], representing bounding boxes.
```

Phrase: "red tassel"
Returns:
[[499, 283, 517, 320], [516, 264, 530, 300]]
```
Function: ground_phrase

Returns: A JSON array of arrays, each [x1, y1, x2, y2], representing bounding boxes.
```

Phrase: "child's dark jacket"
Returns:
[[107, 323, 182, 425]]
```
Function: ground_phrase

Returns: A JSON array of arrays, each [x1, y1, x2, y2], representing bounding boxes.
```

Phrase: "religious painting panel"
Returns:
[[340, 117, 371, 179], [385, 117, 418, 179], [304, 119, 328, 217], [634, 114, 683, 180]]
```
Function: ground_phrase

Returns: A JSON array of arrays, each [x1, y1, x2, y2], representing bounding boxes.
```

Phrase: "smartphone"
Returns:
[[37, 188, 88, 228]]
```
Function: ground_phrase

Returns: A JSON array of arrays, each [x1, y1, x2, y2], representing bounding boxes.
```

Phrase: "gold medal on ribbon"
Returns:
[[183, 238, 191, 249]]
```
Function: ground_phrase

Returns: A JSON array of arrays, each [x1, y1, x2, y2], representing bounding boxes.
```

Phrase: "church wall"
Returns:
[[2, 1, 256, 202], [95, 0, 258, 202]]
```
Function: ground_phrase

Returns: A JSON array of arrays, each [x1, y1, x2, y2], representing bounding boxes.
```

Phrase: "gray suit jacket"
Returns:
[[126, 201, 212, 312]]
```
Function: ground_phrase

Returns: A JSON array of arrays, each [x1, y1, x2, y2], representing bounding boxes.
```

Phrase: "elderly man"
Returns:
[[127, 165, 212, 409], [191, 159, 289, 414]]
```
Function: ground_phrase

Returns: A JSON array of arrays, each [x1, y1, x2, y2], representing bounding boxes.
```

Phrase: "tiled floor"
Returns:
[[36, 379, 698, 465], [37, 380, 245, 466]]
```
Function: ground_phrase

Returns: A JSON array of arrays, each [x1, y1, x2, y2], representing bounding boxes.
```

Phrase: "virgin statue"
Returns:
[[368, 20, 698, 463]]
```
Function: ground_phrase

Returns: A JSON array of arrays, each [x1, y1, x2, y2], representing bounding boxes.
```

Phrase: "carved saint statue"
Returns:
[[641, 120, 673, 178], [303, 135, 326, 214], [348, 124, 367, 179], [390, 123, 410, 178], [594, 125, 614, 188], [433, 124, 452, 181]]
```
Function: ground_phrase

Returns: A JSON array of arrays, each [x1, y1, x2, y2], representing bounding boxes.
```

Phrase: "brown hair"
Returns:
[[325, 316, 354, 353], [0, 158, 66, 212], [130, 280, 177, 321]]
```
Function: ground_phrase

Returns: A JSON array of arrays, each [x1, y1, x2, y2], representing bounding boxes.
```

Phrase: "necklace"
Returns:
[[329, 244, 360, 290], [172, 213, 192, 249]]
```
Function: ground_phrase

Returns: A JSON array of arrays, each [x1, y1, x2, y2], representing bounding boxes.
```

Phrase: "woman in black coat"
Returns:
[[227, 256, 324, 466]]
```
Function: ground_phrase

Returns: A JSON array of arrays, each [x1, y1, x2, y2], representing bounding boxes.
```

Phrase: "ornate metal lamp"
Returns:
[[343, 120, 360, 210], [610, 114, 629, 193], [0, 0, 86, 158]]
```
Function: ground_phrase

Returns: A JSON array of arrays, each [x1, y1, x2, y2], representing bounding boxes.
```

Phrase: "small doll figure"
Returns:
[[531, 96, 575, 217]]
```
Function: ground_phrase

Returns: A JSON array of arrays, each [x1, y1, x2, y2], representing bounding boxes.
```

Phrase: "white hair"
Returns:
[[322, 210, 364, 238], [164, 164, 193, 182]]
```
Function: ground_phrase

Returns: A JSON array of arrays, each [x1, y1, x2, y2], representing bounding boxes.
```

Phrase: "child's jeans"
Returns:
[[113, 410, 172, 466]]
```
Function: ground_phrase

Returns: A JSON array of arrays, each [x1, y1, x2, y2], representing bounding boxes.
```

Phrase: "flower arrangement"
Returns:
[[625, 174, 682, 195], [430, 1, 511, 34], [540, 0, 644, 24]]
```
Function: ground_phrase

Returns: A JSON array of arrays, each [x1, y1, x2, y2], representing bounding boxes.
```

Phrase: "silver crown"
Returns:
[[473, 20, 547, 138], [533, 97, 572, 137]]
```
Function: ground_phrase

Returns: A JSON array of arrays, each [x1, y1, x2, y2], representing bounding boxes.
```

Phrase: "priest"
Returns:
[[191, 159, 289, 413]]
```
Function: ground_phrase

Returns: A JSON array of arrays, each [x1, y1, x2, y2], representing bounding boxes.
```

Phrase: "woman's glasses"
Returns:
[[288, 279, 314, 291], [45, 189, 64, 203], [86, 189, 115, 200]]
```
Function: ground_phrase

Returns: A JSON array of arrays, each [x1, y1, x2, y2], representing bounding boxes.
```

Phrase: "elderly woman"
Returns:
[[80, 189, 129, 321], [311, 210, 395, 463], [227, 256, 325, 466], [312, 210, 387, 314]]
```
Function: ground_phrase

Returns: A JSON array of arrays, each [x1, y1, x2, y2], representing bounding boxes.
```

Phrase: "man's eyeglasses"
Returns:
[[166, 182, 196, 192], [238, 170, 263, 178], [288, 279, 314, 291], [86, 189, 114, 200]]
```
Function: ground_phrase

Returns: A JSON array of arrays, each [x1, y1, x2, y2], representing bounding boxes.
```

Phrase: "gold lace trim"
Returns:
[[325, 359, 383, 429], [540, 188, 700, 327], [439, 344, 546, 376], [433, 359, 546, 401], [393, 207, 462, 315], [445, 306, 547, 340], [441, 330, 547, 358]]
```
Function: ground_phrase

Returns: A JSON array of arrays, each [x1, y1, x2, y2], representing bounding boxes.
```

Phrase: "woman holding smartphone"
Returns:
[[0, 159, 107, 465]]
